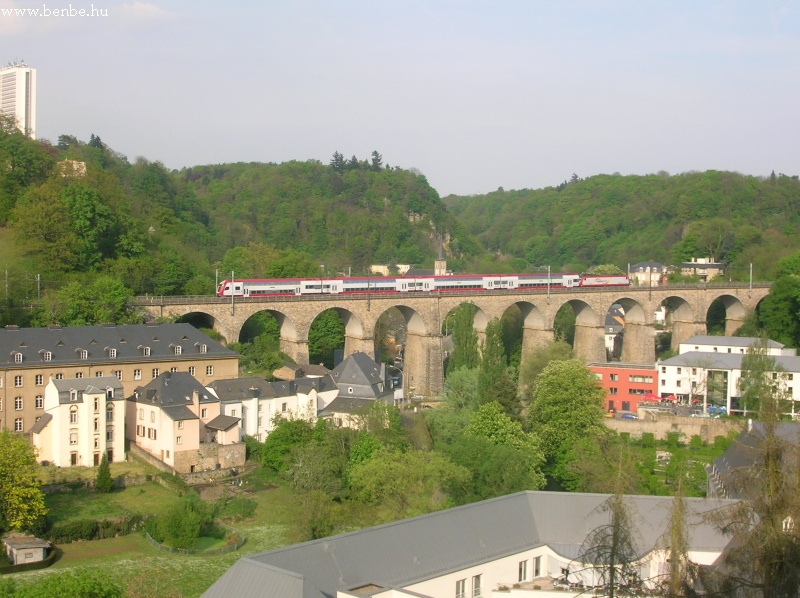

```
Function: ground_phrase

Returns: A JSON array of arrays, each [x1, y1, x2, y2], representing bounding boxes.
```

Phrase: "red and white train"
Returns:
[[216, 273, 630, 297]]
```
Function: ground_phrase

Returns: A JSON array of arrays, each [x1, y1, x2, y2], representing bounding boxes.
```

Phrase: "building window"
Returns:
[[106, 427, 113, 441], [106, 406, 113, 421], [35, 395, 43, 409], [14, 397, 23, 411], [519, 560, 528, 582], [231, 409, 237, 417], [206, 365, 213, 376], [134, 369, 141, 380], [75, 373, 83, 379], [609, 388, 618, 395], [188, 366, 195, 376], [178, 420, 184, 429], [138, 408, 144, 420], [94, 398, 99, 411], [692, 368, 697, 375], [677, 367, 682, 374], [150, 411, 155, 423], [70, 408, 78, 424], [94, 418, 99, 431], [677, 380, 682, 387], [661, 366, 666, 373], [456, 579, 466, 598], [281, 402, 287, 413], [43, 351, 52, 361], [166, 450, 170, 458], [35, 374, 43, 386], [661, 379, 666, 386], [348, 387, 354, 394], [79, 350, 88, 360], [0, 377, 2, 387], [113, 370, 122, 380], [143, 346, 151, 356], [176, 436, 182, 445], [13, 352, 22, 364], [14, 376, 22, 387], [95, 371, 103, 377], [201, 408, 208, 418], [14, 419, 23, 432], [70, 431, 78, 445], [200, 344, 207, 354], [472, 575, 481, 598], [94, 438, 99, 449], [109, 348, 117, 358], [70, 389, 78, 401], [152, 368, 159, 379], [170, 367, 178, 373], [55, 373, 63, 380], [622, 401, 631, 411], [173, 345, 181, 355], [0, 398, 3, 411], [610, 373, 618, 381], [533, 556, 541, 578]]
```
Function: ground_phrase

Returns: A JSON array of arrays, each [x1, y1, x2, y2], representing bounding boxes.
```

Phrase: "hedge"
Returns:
[[47, 514, 147, 544], [0, 548, 58, 574]]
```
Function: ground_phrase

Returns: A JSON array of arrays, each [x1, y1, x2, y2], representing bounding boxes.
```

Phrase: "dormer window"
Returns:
[[348, 387, 354, 394], [13, 352, 22, 364], [172, 345, 181, 355], [80, 350, 88, 360], [44, 351, 52, 361], [106, 388, 114, 400], [70, 389, 78, 402], [109, 348, 117, 358], [139, 345, 151, 356]]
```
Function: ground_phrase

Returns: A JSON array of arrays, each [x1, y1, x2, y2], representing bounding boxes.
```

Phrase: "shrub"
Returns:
[[689, 434, 703, 448], [215, 496, 257, 522], [641, 432, 655, 448], [95, 453, 114, 493]]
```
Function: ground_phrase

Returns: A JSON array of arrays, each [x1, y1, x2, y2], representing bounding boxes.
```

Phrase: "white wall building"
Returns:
[[31, 376, 125, 467], [657, 336, 799, 415], [0, 63, 36, 138]]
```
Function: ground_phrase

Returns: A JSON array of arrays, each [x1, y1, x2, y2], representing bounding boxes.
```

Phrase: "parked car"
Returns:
[[621, 413, 638, 420]]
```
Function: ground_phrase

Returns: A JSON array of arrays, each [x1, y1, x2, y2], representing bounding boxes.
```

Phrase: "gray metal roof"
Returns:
[[128, 371, 217, 409], [0, 323, 237, 367], [201, 491, 736, 598], [205, 414, 239, 431], [320, 396, 376, 415], [680, 336, 784, 349], [28, 412, 52, 435], [51, 376, 124, 404], [659, 351, 800, 372], [330, 353, 391, 400]]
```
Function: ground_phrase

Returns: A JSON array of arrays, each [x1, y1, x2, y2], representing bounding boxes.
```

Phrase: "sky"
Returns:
[[1, 1, 799, 196]]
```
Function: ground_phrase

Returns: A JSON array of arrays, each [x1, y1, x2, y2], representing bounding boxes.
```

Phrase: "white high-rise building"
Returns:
[[0, 62, 36, 138]]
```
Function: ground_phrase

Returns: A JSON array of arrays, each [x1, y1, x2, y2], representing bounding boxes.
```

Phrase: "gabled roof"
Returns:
[[51, 376, 124, 404], [659, 351, 800, 373], [210, 377, 276, 402], [320, 396, 375, 415], [0, 323, 237, 367], [202, 491, 736, 598], [330, 352, 390, 400], [128, 371, 217, 410], [205, 414, 239, 431]]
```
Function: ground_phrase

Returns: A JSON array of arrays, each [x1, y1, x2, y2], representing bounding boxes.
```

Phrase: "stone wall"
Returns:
[[173, 442, 246, 475], [605, 411, 743, 443], [128, 443, 177, 474]]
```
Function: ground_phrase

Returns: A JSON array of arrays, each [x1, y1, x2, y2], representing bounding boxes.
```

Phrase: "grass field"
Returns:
[[15, 470, 301, 597]]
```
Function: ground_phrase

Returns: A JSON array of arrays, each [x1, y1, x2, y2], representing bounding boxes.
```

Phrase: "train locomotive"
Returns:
[[216, 273, 630, 297]]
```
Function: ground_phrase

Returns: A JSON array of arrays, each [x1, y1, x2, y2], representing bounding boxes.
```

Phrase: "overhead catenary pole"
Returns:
[[230, 270, 235, 315]]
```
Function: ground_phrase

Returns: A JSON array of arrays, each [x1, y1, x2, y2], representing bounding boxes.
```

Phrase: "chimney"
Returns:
[[193, 389, 200, 414]]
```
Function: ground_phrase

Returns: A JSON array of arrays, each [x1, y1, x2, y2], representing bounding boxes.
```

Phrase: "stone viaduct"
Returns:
[[135, 283, 770, 398]]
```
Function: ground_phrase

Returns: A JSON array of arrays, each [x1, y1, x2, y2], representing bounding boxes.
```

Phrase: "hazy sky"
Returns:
[[2, 1, 799, 196]]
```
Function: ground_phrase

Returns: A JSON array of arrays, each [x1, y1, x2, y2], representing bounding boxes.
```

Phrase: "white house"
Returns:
[[202, 491, 736, 598], [31, 376, 125, 467], [657, 336, 800, 415]]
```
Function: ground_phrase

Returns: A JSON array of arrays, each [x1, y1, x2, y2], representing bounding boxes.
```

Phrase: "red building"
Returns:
[[588, 362, 658, 413]]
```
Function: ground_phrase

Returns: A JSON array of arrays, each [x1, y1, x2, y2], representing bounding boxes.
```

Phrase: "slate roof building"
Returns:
[[0, 323, 238, 433], [202, 491, 736, 598], [126, 371, 244, 473], [31, 376, 125, 467]]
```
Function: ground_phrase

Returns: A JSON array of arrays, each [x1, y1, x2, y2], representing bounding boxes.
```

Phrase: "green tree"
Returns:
[[758, 275, 800, 348], [586, 264, 625, 275], [477, 318, 506, 400], [156, 499, 202, 550], [308, 309, 345, 369], [527, 360, 606, 460], [262, 418, 314, 471], [347, 448, 470, 519], [0, 429, 47, 531], [738, 335, 786, 415], [447, 303, 479, 374], [94, 452, 113, 493], [518, 339, 575, 404]]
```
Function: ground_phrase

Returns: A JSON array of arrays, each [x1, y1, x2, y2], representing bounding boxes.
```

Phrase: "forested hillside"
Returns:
[[444, 171, 800, 280], [0, 122, 479, 326]]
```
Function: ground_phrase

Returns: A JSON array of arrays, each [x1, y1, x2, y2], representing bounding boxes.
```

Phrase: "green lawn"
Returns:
[[45, 482, 180, 523]]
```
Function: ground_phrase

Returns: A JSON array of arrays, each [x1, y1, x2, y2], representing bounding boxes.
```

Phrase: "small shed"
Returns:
[[4, 535, 50, 565]]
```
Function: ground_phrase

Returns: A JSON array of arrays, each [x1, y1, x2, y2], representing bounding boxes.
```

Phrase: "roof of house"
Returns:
[[205, 414, 240, 431], [28, 412, 52, 435], [128, 371, 216, 421], [330, 352, 390, 400], [680, 336, 784, 349], [320, 396, 376, 416], [711, 422, 800, 499], [3, 536, 50, 550], [50, 376, 124, 404], [201, 491, 736, 598], [659, 351, 800, 373], [0, 323, 237, 368], [631, 261, 666, 270]]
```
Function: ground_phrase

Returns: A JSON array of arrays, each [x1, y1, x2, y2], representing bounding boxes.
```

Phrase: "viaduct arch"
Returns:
[[136, 284, 770, 398]]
